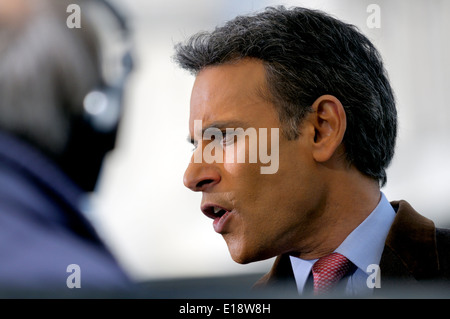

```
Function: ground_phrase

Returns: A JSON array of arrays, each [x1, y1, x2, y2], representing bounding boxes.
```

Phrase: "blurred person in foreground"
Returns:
[[0, 0, 134, 295], [175, 6, 450, 297]]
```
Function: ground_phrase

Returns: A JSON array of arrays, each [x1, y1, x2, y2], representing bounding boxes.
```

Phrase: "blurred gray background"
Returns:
[[87, 0, 450, 283]]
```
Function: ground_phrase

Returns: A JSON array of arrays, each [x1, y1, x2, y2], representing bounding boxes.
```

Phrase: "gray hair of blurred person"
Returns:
[[0, 0, 101, 157], [0, 0, 132, 192]]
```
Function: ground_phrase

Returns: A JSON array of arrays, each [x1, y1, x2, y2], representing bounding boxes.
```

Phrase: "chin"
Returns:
[[227, 243, 266, 265], [230, 253, 253, 265], [227, 244, 251, 264]]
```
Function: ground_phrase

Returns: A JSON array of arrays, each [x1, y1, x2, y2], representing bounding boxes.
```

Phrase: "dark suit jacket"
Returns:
[[253, 200, 450, 297], [0, 131, 133, 296]]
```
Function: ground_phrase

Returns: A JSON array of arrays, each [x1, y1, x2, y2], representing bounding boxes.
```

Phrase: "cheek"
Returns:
[[222, 159, 262, 190]]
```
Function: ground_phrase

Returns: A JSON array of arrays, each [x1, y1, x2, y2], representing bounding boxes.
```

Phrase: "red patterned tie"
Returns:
[[312, 252, 352, 295]]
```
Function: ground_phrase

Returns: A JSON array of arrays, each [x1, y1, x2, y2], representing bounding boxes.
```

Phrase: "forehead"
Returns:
[[189, 58, 274, 127]]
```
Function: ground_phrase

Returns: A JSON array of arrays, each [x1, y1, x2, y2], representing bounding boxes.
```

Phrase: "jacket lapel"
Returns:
[[253, 254, 297, 293], [378, 201, 439, 286]]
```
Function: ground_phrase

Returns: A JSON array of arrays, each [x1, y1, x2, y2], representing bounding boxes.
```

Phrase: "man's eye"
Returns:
[[221, 132, 235, 146]]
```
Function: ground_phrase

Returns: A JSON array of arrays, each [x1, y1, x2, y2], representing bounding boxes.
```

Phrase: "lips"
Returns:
[[201, 204, 233, 233]]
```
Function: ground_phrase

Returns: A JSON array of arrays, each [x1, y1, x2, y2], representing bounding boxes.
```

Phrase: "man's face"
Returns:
[[184, 58, 324, 264]]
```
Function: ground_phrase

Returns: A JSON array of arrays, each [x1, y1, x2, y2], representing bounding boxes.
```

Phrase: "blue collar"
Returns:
[[290, 192, 396, 293], [335, 192, 396, 275]]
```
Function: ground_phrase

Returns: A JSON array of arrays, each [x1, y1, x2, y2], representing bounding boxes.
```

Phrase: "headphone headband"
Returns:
[[81, 0, 134, 133]]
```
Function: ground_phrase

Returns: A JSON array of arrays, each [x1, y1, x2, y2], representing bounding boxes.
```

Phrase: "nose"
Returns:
[[183, 160, 221, 192]]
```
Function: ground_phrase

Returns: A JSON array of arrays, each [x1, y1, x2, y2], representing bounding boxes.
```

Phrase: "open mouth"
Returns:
[[201, 205, 229, 220], [201, 204, 233, 233]]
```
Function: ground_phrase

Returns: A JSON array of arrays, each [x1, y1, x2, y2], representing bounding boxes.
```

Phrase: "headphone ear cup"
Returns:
[[83, 87, 122, 133]]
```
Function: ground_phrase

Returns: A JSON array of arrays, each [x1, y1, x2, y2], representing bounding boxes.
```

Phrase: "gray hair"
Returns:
[[0, 0, 100, 157]]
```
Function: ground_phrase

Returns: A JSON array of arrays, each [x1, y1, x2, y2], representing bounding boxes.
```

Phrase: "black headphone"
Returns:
[[81, 0, 134, 134], [60, 0, 134, 192]]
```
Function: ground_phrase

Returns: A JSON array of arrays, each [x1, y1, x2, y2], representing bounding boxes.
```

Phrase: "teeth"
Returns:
[[213, 207, 222, 215]]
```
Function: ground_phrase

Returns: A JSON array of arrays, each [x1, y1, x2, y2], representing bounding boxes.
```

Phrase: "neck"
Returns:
[[294, 168, 381, 260]]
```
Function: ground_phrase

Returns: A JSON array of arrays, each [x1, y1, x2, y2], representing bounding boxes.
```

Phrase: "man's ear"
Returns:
[[310, 95, 347, 163]]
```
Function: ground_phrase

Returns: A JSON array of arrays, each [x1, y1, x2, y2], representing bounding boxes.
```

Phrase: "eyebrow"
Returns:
[[186, 120, 250, 145]]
